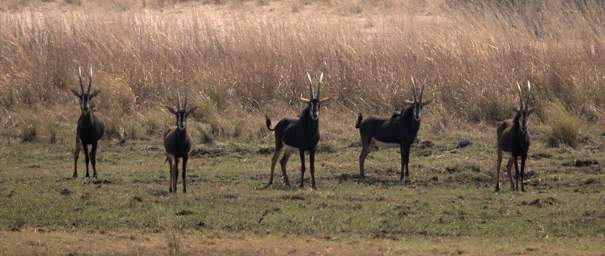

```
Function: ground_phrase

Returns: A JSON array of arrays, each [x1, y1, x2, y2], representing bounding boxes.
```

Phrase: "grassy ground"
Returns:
[[1, 134, 604, 255]]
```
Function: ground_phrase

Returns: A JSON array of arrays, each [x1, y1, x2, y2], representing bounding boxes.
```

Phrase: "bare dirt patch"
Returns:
[[1, 230, 603, 256]]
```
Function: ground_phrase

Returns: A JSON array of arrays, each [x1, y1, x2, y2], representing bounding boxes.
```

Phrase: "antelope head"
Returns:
[[404, 77, 432, 121], [166, 92, 196, 131], [300, 72, 331, 120], [515, 81, 534, 133], [71, 67, 100, 117]]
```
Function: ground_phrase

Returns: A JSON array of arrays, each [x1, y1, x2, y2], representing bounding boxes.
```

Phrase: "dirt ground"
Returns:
[[2, 228, 604, 256]]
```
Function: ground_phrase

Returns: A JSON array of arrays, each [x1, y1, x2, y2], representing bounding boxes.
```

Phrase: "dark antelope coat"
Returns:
[[495, 81, 533, 192], [264, 72, 329, 189], [355, 77, 431, 183], [72, 67, 104, 179]]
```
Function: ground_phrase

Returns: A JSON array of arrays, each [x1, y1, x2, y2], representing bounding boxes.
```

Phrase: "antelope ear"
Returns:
[[300, 97, 311, 102], [90, 89, 101, 98], [319, 97, 332, 104], [186, 106, 197, 116], [403, 100, 415, 105], [70, 89, 81, 97], [421, 99, 433, 106], [526, 107, 535, 115], [165, 106, 177, 115]]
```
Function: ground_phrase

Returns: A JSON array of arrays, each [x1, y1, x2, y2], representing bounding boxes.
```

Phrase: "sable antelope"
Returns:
[[495, 81, 533, 192], [164, 92, 196, 193], [355, 77, 432, 184], [264, 73, 331, 189], [72, 67, 105, 178]]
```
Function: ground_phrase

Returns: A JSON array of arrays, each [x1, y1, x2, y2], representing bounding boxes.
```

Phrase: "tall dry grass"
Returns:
[[0, 0, 603, 143]]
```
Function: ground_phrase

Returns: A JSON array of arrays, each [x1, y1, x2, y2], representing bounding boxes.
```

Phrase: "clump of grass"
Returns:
[[232, 122, 242, 138], [545, 102, 580, 148], [468, 90, 512, 123], [197, 126, 214, 144], [19, 122, 37, 143], [145, 109, 169, 136], [43, 120, 60, 144]]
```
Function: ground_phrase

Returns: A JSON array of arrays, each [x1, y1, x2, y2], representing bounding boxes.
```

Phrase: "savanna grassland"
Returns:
[[0, 0, 604, 255]]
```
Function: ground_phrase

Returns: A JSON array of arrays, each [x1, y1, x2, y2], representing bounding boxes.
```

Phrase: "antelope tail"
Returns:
[[355, 113, 363, 129], [265, 115, 275, 131]]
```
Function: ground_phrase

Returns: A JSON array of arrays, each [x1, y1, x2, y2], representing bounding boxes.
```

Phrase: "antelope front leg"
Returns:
[[182, 157, 188, 193], [299, 150, 306, 188], [403, 144, 411, 178], [82, 144, 90, 178], [520, 156, 527, 192], [309, 149, 317, 190], [399, 144, 408, 184], [512, 156, 520, 191], [173, 158, 180, 193], [166, 155, 174, 193], [91, 142, 98, 178]]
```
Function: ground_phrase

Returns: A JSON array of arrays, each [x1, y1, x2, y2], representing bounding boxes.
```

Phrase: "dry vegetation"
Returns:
[[0, 0, 603, 145], [1, 2, 605, 254]]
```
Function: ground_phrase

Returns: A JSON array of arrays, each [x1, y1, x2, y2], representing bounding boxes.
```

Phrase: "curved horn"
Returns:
[[78, 66, 84, 94], [177, 92, 182, 111], [87, 67, 93, 94], [526, 81, 531, 109], [516, 82, 524, 110], [306, 73, 314, 99], [316, 72, 323, 99], [410, 76, 418, 102]]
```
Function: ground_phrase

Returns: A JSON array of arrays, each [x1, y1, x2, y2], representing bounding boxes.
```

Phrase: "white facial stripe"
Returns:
[[414, 103, 421, 119], [310, 102, 319, 119], [519, 113, 526, 130]]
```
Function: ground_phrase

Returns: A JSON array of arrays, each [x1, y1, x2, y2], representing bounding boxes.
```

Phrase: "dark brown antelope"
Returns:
[[355, 77, 432, 184], [495, 81, 533, 192], [164, 92, 196, 193], [72, 67, 105, 178], [264, 73, 331, 190]]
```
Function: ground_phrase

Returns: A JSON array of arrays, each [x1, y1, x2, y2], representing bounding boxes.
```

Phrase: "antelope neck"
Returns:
[[82, 111, 95, 125]]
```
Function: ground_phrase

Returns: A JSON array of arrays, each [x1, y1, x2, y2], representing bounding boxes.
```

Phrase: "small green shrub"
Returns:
[[546, 102, 580, 148]]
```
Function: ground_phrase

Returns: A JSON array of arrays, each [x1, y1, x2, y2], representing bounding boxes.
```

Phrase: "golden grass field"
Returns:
[[0, 0, 603, 143], [0, 0, 604, 255]]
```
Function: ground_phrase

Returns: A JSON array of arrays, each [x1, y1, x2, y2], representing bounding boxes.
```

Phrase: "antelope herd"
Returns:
[[69, 67, 535, 193]]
